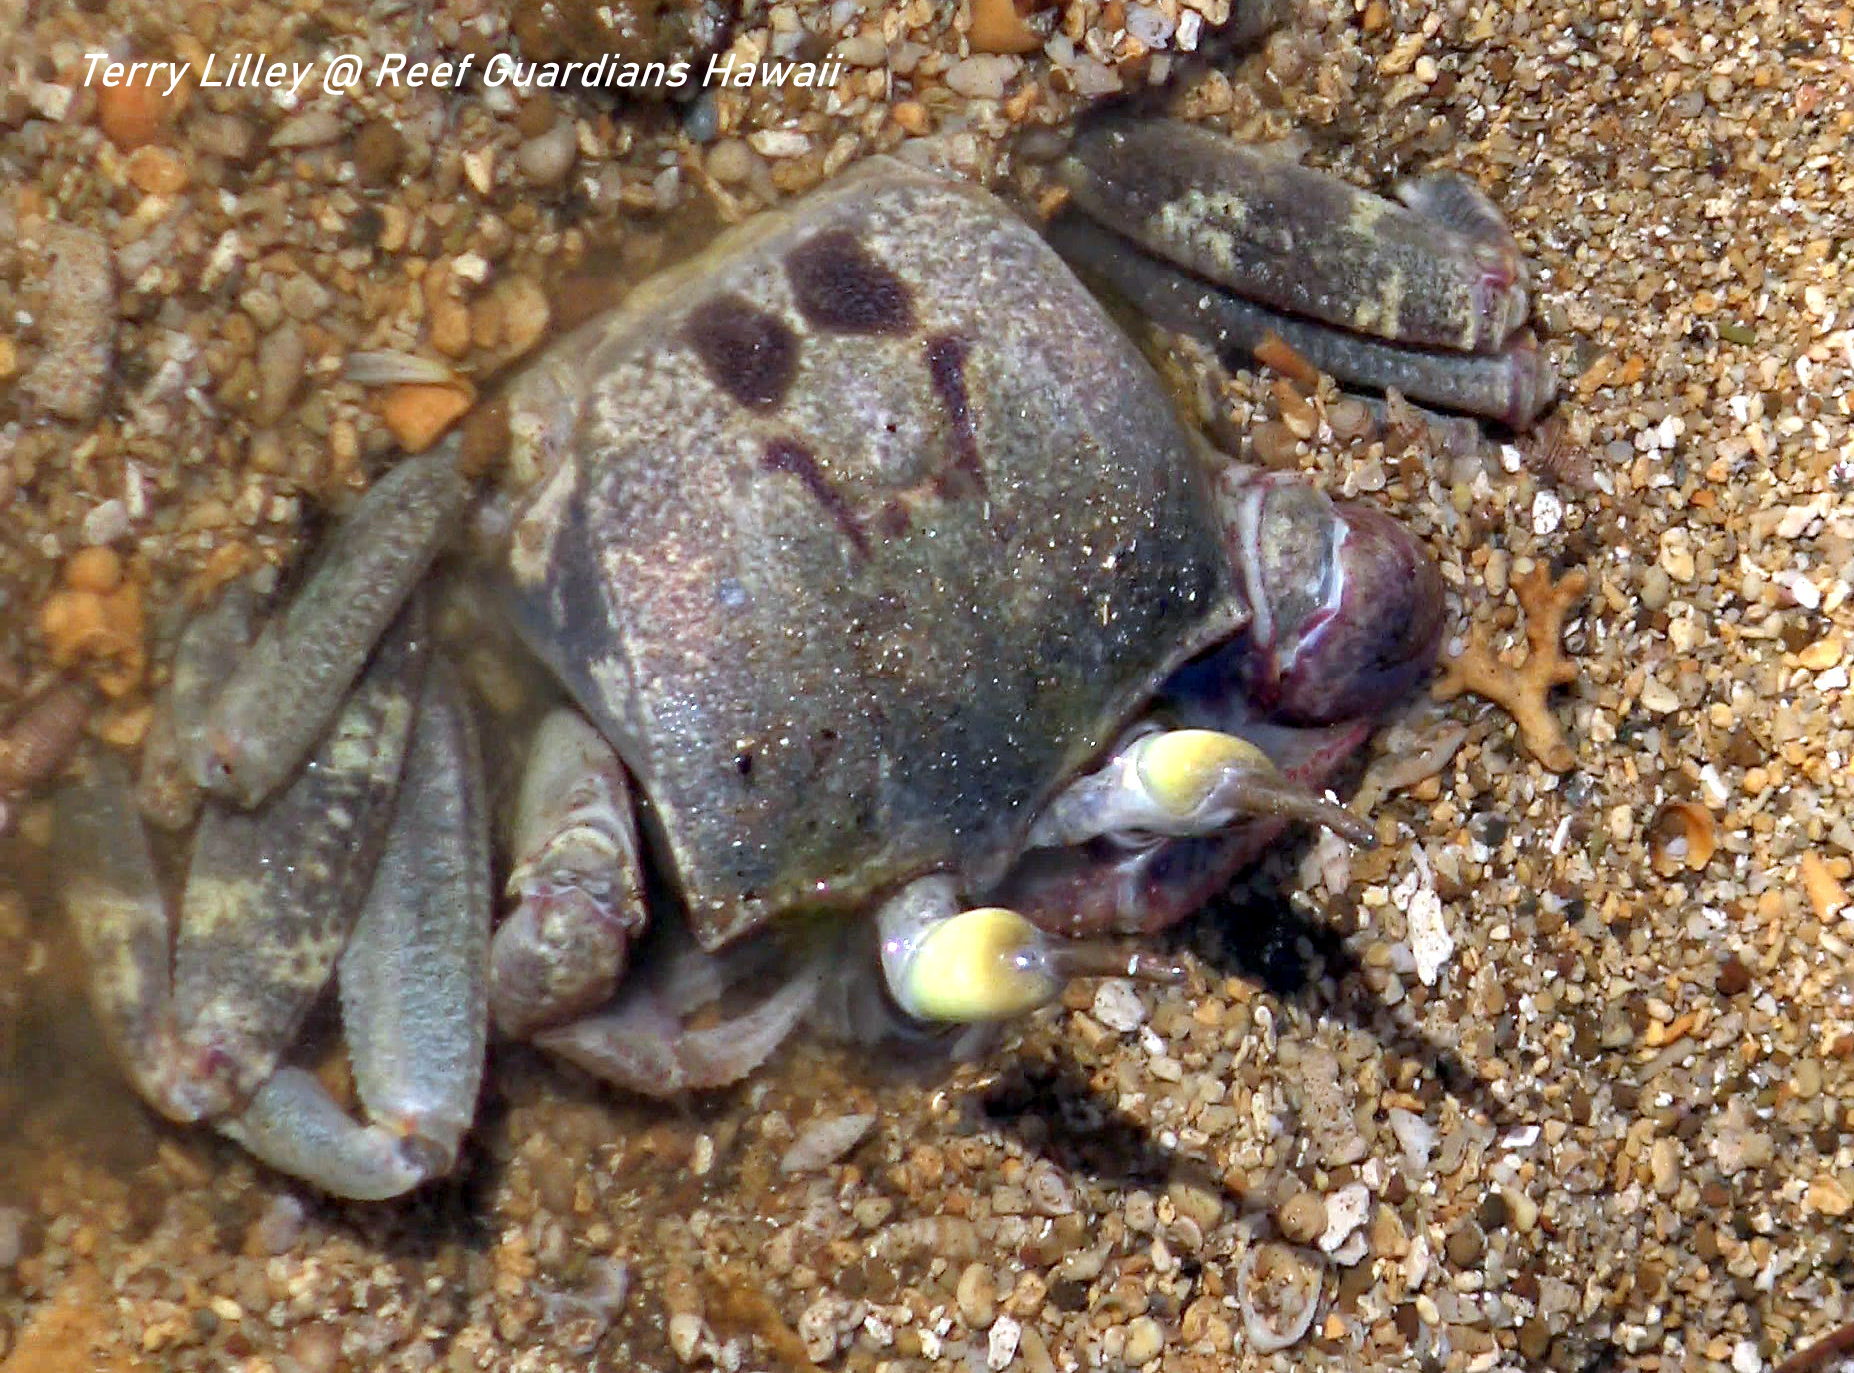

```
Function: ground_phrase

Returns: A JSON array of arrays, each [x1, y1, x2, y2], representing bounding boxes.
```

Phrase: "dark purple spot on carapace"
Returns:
[[925, 334, 986, 498], [760, 438, 870, 560], [685, 294, 799, 411], [785, 230, 915, 335]]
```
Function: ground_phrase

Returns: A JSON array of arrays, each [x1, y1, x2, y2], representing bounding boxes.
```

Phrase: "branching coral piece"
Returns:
[[1432, 564, 1588, 772]]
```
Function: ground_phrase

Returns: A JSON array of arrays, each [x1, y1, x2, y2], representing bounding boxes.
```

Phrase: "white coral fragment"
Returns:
[[1396, 847, 1453, 986]]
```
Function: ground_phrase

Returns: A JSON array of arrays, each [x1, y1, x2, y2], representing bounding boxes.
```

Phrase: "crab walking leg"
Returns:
[[55, 754, 217, 1122], [1046, 214, 1555, 428], [338, 659, 489, 1179], [489, 710, 647, 1039], [137, 579, 260, 831], [1058, 118, 1528, 354], [190, 449, 467, 808], [876, 874, 1185, 1024], [1027, 727, 1375, 851], [222, 660, 491, 1200], [173, 609, 429, 1117], [220, 1069, 437, 1202]]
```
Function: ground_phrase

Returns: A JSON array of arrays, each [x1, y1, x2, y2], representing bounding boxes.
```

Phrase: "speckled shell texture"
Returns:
[[496, 157, 1245, 950]]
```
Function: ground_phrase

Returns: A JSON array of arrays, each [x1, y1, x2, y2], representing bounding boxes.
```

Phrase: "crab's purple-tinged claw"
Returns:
[[1224, 473, 1445, 725]]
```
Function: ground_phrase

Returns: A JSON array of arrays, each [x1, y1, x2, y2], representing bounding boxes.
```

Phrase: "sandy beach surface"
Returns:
[[1, 0, 1851, 1368]]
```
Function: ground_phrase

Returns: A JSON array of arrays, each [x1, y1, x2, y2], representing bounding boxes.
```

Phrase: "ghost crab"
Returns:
[[56, 118, 1550, 1199]]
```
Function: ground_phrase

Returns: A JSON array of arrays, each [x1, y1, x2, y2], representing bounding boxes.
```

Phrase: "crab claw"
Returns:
[[1225, 474, 1444, 725]]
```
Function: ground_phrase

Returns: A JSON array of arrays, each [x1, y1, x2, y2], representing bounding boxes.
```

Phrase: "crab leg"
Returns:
[[219, 1069, 439, 1201], [173, 606, 428, 1116], [489, 709, 647, 1039], [137, 578, 260, 831], [223, 659, 491, 1200], [55, 753, 209, 1120], [189, 450, 466, 808], [1058, 118, 1528, 354], [1047, 214, 1554, 428]]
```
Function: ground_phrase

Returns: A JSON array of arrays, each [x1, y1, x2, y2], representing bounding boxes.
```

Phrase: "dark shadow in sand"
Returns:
[[976, 830, 1529, 1222]]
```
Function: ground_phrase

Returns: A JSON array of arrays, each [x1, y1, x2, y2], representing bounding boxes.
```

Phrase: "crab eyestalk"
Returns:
[[877, 875, 1187, 1023], [1225, 473, 1445, 725]]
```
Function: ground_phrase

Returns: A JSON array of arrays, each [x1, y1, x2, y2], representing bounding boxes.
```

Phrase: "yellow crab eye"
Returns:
[[1133, 729, 1275, 816], [896, 907, 1061, 1022]]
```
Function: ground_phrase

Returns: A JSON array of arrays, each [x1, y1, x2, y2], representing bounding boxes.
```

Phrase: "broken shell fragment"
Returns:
[[0, 679, 91, 795], [1237, 1240, 1323, 1353], [0, 678, 93, 833], [1648, 801, 1716, 877]]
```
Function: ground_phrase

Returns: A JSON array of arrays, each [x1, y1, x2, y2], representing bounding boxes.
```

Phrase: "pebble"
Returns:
[[80, 499, 130, 546], [796, 1292, 863, 1362], [706, 138, 756, 184], [1659, 528, 1697, 582], [1388, 1109, 1437, 1174], [247, 1193, 308, 1255], [518, 122, 579, 188], [667, 1311, 705, 1364], [778, 1112, 873, 1174], [1276, 1189, 1326, 1245], [193, 112, 255, 162], [1121, 1315, 1164, 1365], [968, 0, 1041, 53], [1089, 979, 1146, 1032], [21, 225, 115, 422], [1650, 1136, 1681, 1196], [1285, 1044, 1367, 1166], [1317, 1183, 1371, 1256], [1807, 1175, 1852, 1217], [377, 383, 472, 452], [1518, 1317, 1553, 1360], [271, 107, 345, 149], [1444, 1222, 1485, 1268], [1024, 1161, 1074, 1216], [944, 55, 1019, 99], [96, 74, 172, 149], [285, 1321, 342, 1373], [126, 145, 188, 195], [254, 324, 307, 426], [988, 1314, 1023, 1370], [278, 274, 331, 322], [835, 32, 888, 66], [352, 120, 406, 184], [747, 129, 810, 159], [1800, 852, 1849, 919], [956, 1261, 998, 1328], [492, 277, 552, 360]]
